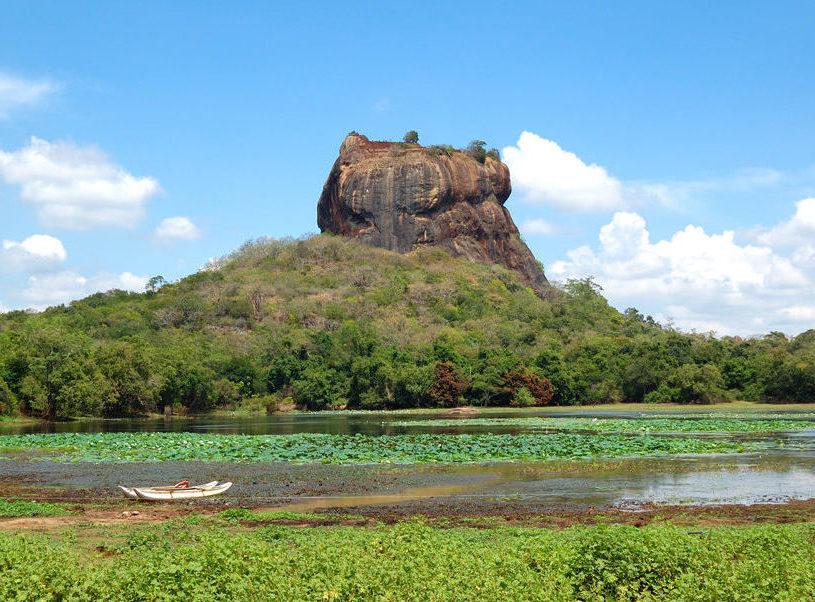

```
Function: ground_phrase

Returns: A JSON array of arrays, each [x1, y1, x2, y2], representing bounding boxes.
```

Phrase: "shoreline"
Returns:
[[4, 400, 815, 427], [2, 497, 815, 531]]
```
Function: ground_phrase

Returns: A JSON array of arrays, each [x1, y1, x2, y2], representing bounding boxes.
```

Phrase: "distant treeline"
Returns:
[[0, 235, 813, 420]]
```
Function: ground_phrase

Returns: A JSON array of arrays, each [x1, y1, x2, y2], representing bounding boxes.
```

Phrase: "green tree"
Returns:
[[145, 275, 167, 294], [668, 363, 727, 404], [467, 140, 487, 163], [291, 364, 348, 411], [10, 327, 106, 419], [95, 342, 158, 416], [220, 355, 261, 398], [403, 130, 419, 144], [159, 360, 216, 412], [265, 354, 303, 393], [0, 377, 17, 416], [511, 387, 536, 407], [534, 348, 579, 405]]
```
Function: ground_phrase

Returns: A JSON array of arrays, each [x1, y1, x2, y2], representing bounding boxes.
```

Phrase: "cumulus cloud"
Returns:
[[0, 137, 160, 229], [502, 131, 624, 212], [520, 218, 559, 236], [754, 197, 815, 248], [19, 270, 148, 309], [502, 131, 794, 216], [550, 212, 813, 335], [153, 216, 201, 243], [0, 72, 58, 117], [0, 234, 66, 273]]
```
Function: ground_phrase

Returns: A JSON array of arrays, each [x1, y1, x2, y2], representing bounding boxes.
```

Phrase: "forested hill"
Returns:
[[0, 235, 813, 419]]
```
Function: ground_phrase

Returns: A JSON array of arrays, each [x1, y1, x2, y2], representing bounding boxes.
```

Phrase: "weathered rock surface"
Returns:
[[317, 134, 549, 294]]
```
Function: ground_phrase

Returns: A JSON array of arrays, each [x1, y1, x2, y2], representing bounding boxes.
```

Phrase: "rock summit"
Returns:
[[317, 134, 548, 294]]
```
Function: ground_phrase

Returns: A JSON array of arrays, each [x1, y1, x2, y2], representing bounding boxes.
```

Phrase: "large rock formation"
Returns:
[[317, 134, 549, 294]]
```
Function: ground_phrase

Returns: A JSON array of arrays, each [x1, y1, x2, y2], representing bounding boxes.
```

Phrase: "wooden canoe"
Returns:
[[118, 480, 227, 500]]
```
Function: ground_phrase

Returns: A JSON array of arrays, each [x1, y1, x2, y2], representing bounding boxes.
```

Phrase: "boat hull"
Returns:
[[119, 481, 222, 500], [133, 482, 232, 501]]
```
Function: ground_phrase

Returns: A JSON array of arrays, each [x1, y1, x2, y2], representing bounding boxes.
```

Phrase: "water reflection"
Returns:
[[258, 453, 815, 511], [3, 408, 815, 436]]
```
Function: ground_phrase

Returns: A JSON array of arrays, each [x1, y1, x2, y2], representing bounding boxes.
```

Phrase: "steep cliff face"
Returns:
[[317, 134, 549, 294]]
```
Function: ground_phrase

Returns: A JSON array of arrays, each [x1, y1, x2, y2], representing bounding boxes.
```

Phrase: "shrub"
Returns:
[[643, 383, 680, 404], [567, 525, 699, 600], [467, 140, 487, 163], [427, 144, 454, 157], [511, 387, 536, 407]]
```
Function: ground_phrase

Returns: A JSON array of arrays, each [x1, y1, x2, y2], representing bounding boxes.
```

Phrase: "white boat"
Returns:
[[118, 480, 231, 500]]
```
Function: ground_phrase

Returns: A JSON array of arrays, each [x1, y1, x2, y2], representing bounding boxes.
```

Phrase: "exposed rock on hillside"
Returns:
[[317, 134, 549, 294]]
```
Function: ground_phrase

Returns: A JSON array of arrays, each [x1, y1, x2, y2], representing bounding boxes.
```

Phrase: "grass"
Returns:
[[0, 431, 769, 464], [0, 519, 812, 601], [0, 499, 71, 517], [217, 508, 366, 522]]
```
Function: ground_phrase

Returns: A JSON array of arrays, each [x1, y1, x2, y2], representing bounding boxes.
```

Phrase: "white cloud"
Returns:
[[0, 137, 160, 229], [631, 168, 787, 214], [551, 211, 813, 335], [0, 234, 66, 273], [503, 131, 793, 216], [154, 216, 201, 243], [503, 131, 624, 212], [20, 270, 148, 309], [520, 218, 559, 236], [754, 198, 815, 248], [0, 72, 58, 117], [777, 306, 815, 322]]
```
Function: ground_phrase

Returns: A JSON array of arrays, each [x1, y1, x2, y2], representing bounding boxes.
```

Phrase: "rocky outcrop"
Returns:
[[317, 134, 549, 294]]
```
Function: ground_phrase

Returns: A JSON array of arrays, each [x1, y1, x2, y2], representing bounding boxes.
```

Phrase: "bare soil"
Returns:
[[1, 498, 814, 532]]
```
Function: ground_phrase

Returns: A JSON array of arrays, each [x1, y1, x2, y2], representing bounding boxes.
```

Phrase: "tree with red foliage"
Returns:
[[427, 361, 471, 407], [500, 366, 553, 406]]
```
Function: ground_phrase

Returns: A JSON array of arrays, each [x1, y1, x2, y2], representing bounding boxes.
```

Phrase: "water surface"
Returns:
[[2, 409, 814, 508]]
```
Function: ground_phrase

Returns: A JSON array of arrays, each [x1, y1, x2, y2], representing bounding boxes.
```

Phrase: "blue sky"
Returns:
[[1, 1, 815, 335]]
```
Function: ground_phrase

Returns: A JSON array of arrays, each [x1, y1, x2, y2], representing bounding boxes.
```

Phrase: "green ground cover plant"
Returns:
[[395, 416, 815, 433], [0, 431, 763, 464], [0, 499, 71, 517], [0, 521, 812, 601]]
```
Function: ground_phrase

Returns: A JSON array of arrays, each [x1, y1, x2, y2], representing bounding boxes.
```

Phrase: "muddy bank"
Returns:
[[2, 498, 815, 532], [2, 453, 814, 511]]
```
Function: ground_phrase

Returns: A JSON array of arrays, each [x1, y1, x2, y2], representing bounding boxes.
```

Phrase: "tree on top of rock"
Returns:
[[403, 130, 419, 144], [468, 140, 487, 163]]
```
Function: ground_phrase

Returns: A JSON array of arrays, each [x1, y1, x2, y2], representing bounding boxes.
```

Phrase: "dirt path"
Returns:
[[0, 505, 199, 529], [2, 498, 814, 531]]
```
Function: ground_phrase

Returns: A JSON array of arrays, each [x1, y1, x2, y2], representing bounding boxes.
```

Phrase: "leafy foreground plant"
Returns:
[[0, 522, 813, 601], [0, 499, 70, 517], [395, 416, 815, 434], [0, 431, 765, 464]]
